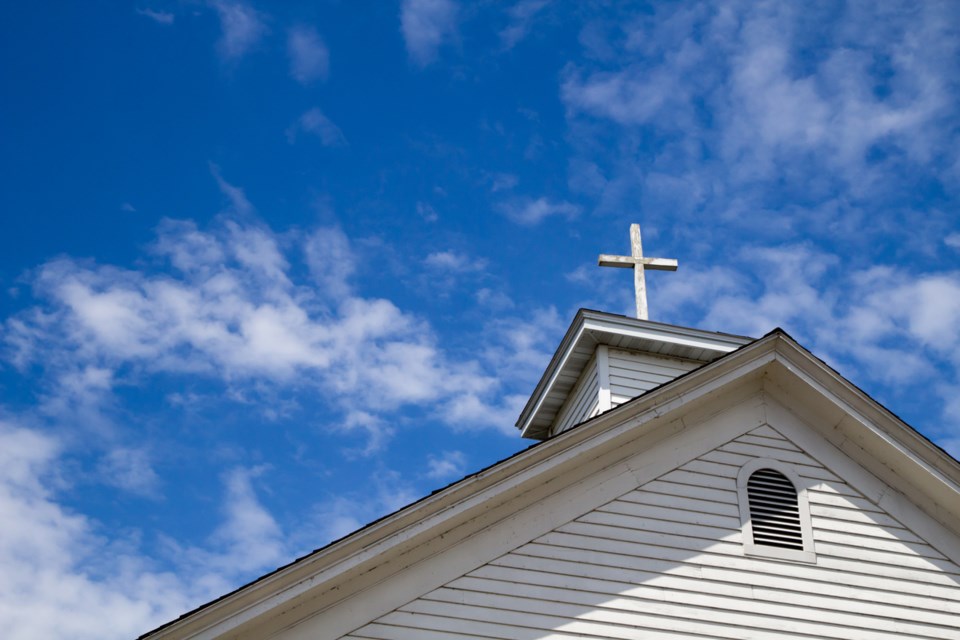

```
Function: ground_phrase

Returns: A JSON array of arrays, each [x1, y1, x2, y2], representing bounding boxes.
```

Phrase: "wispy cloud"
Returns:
[[4, 204, 510, 429], [286, 108, 346, 146], [489, 172, 519, 192], [0, 421, 202, 639], [561, 2, 960, 221], [303, 468, 421, 546], [287, 25, 329, 85], [400, 0, 458, 67], [97, 447, 161, 498], [137, 8, 174, 25], [209, 163, 254, 215], [497, 196, 580, 225], [499, 0, 550, 50], [425, 450, 466, 480], [210, 0, 267, 62], [423, 250, 487, 273], [416, 201, 439, 222], [649, 242, 960, 434], [304, 225, 354, 298], [185, 466, 287, 573]]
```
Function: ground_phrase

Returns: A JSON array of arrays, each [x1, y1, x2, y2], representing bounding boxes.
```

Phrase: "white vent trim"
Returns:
[[737, 457, 816, 563]]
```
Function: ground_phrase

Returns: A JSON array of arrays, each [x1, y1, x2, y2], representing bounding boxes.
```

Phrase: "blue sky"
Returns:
[[1, 1, 959, 637]]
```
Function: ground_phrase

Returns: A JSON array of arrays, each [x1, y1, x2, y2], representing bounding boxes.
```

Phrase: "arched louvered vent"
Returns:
[[747, 468, 803, 550]]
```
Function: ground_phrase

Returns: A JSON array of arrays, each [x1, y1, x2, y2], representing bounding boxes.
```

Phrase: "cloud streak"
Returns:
[[210, 0, 267, 62], [401, 0, 458, 67], [287, 108, 346, 146], [4, 213, 520, 437], [287, 26, 329, 84], [0, 421, 273, 640], [497, 196, 580, 225], [562, 1, 960, 223]]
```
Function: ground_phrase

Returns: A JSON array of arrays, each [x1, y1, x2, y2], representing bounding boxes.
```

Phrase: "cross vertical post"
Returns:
[[631, 223, 648, 321], [598, 223, 678, 320]]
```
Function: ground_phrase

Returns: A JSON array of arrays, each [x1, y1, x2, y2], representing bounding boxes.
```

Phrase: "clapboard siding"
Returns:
[[608, 349, 700, 407], [551, 356, 600, 435], [344, 426, 960, 639]]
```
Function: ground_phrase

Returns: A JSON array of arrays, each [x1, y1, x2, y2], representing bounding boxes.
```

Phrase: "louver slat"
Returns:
[[748, 469, 803, 550]]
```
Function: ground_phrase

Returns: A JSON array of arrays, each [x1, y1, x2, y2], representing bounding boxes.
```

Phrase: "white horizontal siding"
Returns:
[[607, 349, 700, 407], [551, 356, 599, 435], [344, 426, 960, 640]]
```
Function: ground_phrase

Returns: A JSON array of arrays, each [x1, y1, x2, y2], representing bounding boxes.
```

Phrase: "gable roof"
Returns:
[[143, 327, 960, 640], [518, 309, 752, 439]]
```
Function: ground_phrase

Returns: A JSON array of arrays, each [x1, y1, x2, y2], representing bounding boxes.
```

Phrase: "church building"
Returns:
[[143, 226, 960, 639]]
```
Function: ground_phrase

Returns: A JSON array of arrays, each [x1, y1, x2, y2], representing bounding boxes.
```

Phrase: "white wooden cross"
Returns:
[[598, 223, 678, 320]]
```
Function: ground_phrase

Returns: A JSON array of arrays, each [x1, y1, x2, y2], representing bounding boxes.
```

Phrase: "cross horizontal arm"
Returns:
[[598, 254, 635, 268], [598, 255, 678, 271], [643, 258, 678, 271]]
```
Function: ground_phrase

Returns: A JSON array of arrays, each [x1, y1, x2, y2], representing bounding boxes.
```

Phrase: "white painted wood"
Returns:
[[550, 353, 600, 435], [596, 345, 611, 413], [607, 348, 700, 408], [597, 223, 678, 320], [550, 347, 703, 436], [341, 423, 960, 640]]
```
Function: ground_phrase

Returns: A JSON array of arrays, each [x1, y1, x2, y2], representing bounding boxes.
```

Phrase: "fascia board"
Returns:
[[152, 332, 780, 640], [516, 310, 589, 435], [580, 311, 750, 353], [517, 310, 752, 438], [765, 338, 960, 523]]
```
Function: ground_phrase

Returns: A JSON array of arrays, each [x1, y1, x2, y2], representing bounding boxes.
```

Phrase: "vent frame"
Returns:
[[737, 457, 816, 563]]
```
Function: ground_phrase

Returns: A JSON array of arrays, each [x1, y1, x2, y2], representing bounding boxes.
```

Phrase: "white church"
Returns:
[[143, 226, 960, 639]]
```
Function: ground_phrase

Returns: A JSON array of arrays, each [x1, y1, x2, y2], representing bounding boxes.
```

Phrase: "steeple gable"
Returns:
[[517, 309, 752, 439]]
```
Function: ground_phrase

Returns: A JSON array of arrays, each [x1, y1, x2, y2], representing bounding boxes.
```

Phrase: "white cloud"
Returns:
[[475, 287, 514, 311], [287, 108, 346, 146], [489, 172, 519, 192], [5, 212, 507, 427], [400, 0, 458, 67], [176, 466, 287, 575], [561, 2, 960, 219], [654, 242, 960, 431], [304, 225, 355, 299], [497, 196, 580, 225], [440, 391, 528, 435], [97, 447, 161, 498], [210, 0, 267, 62], [500, 0, 550, 50], [946, 233, 960, 250], [137, 8, 174, 25], [481, 307, 564, 386], [302, 468, 421, 547], [425, 450, 466, 480], [210, 163, 254, 215], [334, 410, 394, 457], [416, 201, 439, 222], [423, 250, 487, 273], [287, 26, 329, 85], [0, 422, 193, 640]]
